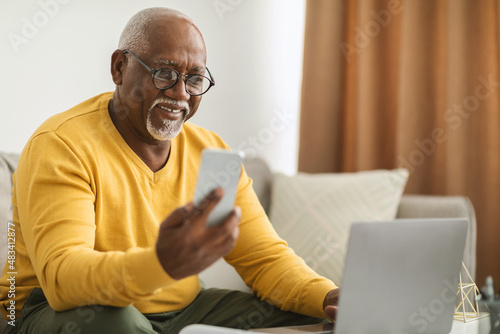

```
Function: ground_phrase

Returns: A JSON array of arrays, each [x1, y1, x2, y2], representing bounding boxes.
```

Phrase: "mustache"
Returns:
[[150, 97, 190, 115]]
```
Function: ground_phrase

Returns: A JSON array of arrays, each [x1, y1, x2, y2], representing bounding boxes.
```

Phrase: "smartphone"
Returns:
[[193, 148, 245, 227]]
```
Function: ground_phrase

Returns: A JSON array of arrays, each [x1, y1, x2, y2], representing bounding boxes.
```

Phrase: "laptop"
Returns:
[[250, 218, 469, 334]]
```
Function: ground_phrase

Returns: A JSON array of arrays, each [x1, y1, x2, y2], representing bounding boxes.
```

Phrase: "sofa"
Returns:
[[0, 152, 477, 331], [198, 157, 477, 294]]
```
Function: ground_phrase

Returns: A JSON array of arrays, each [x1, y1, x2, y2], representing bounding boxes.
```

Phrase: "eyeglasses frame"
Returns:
[[122, 50, 215, 96]]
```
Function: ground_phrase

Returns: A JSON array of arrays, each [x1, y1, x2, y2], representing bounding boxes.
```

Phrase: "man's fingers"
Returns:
[[204, 207, 241, 248], [190, 187, 224, 224], [156, 200, 240, 279], [161, 202, 194, 227], [324, 305, 338, 320], [162, 187, 222, 228], [323, 288, 340, 320]]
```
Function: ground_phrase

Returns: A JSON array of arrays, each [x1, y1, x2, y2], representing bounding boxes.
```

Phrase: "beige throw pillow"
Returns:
[[269, 169, 409, 286]]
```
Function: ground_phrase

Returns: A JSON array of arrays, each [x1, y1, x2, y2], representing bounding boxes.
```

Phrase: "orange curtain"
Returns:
[[299, 0, 500, 284]]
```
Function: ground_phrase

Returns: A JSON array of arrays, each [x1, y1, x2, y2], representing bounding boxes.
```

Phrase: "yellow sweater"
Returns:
[[0, 92, 336, 320]]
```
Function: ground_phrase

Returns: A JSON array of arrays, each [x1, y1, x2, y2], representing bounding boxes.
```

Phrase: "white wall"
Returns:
[[0, 0, 306, 174]]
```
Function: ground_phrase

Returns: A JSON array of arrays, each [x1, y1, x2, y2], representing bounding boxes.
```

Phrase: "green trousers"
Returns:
[[4, 288, 329, 334]]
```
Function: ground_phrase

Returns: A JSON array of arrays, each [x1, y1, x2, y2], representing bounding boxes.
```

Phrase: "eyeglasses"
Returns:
[[122, 50, 215, 96]]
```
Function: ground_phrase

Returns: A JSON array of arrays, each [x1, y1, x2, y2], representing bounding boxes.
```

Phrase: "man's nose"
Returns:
[[164, 78, 190, 101]]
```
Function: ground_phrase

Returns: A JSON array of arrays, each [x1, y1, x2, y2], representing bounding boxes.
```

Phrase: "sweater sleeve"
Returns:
[[16, 132, 176, 311], [226, 167, 338, 319]]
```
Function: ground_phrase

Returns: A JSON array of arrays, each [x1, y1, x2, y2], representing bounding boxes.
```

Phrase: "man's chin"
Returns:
[[146, 111, 185, 141], [147, 124, 183, 141]]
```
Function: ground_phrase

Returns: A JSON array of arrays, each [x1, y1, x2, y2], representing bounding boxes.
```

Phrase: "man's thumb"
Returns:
[[161, 202, 194, 228]]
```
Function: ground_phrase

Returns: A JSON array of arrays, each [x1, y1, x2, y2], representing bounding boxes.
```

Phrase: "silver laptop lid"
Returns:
[[335, 218, 468, 334]]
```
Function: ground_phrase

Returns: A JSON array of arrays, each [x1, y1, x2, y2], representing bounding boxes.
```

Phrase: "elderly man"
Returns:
[[0, 7, 339, 334]]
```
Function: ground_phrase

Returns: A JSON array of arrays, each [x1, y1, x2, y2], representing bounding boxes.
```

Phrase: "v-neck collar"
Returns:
[[100, 95, 177, 183]]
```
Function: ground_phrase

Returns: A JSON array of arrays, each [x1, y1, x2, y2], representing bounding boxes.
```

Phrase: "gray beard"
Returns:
[[146, 110, 185, 141]]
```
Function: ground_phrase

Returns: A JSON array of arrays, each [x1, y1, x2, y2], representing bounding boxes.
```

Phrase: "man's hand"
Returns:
[[323, 288, 340, 319], [155, 188, 241, 280]]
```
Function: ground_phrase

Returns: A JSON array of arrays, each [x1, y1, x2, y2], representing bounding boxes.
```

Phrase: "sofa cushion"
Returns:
[[269, 169, 409, 286]]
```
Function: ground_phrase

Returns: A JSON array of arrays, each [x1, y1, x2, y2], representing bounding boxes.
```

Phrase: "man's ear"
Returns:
[[110, 50, 125, 85]]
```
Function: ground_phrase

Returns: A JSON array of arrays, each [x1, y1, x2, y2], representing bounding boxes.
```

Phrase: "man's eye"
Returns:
[[187, 76, 203, 87], [156, 70, 176, 82]]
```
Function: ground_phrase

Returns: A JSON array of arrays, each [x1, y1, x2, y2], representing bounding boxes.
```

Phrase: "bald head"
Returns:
[[118, 7, 205, 54]]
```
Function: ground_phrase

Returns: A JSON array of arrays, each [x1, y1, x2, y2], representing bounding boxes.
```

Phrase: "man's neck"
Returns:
[[108, 99, 171, 173]]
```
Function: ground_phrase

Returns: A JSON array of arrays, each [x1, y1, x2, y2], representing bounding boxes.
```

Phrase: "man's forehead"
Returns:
[[152, 59, 176, 67], [151, 58, 205, 72], [144, 17, 207, 71]]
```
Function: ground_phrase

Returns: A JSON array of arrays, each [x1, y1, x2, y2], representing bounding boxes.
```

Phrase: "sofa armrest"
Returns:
[[397, 194, 477, 280]]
